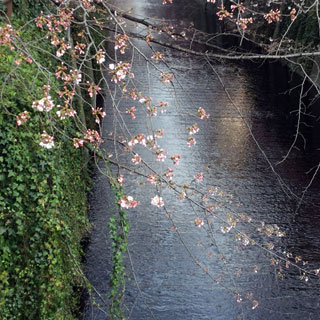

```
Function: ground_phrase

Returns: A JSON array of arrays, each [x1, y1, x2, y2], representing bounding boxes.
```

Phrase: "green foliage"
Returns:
[[12, 0, 55, 19], [109, 179, 129, 319], [0, 21, 88, 320]]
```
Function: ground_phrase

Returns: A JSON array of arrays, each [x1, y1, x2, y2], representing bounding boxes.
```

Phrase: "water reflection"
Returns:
[[83, 1, 320, 319]]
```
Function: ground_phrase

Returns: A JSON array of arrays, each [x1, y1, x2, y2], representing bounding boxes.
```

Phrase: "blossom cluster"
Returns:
[[171, 154, 181, 165], [109, 62, 133, 83], [236, 17, 253, 30], [96, 49, 105, 64], [128, 133, 147, 147], [187, 137, 196, 147], [118, 196, 140, 209], [264, 9, 280, 24], [87, 82, 101, 98], [197, 107, 210, 120], [73, 41, 86, 57], [56, 65, 82, 85], [161, 73, 174, 84], [194, 172, 204, 182], [148, 105, 158, 117], [194, 217, 204, 227], [91, 107, 106, 124], [57, 86, 75, 111], [0, 24, 15, 50], [16, 111, 30, 126], [187, 123, 199, 135], [73, 129, 103, 149], [73, 138, 85, 149], [147, 174, 157, 184], [39, 131, 54, 149], [129, 88, 138, 100], [159, 101, 168, 113], [51, 36, 71, 57], [151, 51, 165, 63], [131, 154, 142, 165], [126, 106, 136, 119], [155, 129, 164, 138], [117, 175, 124, 186], [56, 104, 76, 119], [290, 8, 297, 21], [36, 9, 74, 58], [139, 96, 152, 105], [155, 148, 168, 161], [151, 195, 164, 207], [84, 129, 103, 146], [216, 6, 233, 20], [114, 34, 129, 54], [231, 3, 245, 13], [35, 8, 73, 33], [165, 168, 174, 180], [32, 85, 54, 112]]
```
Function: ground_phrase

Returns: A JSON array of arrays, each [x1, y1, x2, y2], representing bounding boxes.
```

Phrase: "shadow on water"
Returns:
[[82, 1, 320, 319]]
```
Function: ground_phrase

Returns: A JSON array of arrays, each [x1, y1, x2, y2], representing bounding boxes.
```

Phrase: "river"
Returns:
[[82, 1, 320, 319]]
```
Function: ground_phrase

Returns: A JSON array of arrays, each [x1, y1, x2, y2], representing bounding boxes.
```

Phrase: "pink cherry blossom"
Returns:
[[194, 172, 204, 182], [159, 101, 168, 113], [290, 8, 297, 21], [236, 17, 253, 30], [39, 131, 54, 149], [264, 9, 280, 24], [84, 129, 103, 147], [114, 34, 129, 54], [155, 148, 167, 161], [197, 107, 210, 120], [147, 105, 157, 117], [92, 107, 106, 124], [126, 106, 136, 119], [165, 168, 174, 180], [187, 123, 199, 135], [87, 82, 101, 98], [147, 174, 157, 184], [32, 95, 54, 112], [161, 73, 174, 84], [171, 154, 181, 165], [151, 195, 164, 207], [194, 217, 204, 227], [151, 51, 164, 63], [109, 61, 132, 83], [118, 196, 140, 209], [117, 174, 124, 186], [187, 137, 196, 147], [131, 154, 142, 165], [216, 6, 233, 20], [155, 129, 164, 138], [56, 105, 77, 119], [73, 138, 85, 149], [129, 88, 138, 100], [96, 49, 105, 64], [231, 3, 245, 13], [16, 111, 30, 126]]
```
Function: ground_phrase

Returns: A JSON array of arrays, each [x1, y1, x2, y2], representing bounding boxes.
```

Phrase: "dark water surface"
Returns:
[[83, 1, 320, 319]]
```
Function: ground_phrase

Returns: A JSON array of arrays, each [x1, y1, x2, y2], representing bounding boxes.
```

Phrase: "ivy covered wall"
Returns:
[[0, 11, 89, 320]]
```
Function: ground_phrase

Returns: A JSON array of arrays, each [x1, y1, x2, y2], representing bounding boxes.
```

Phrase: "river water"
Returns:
[[83, 1, 320, 319]]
